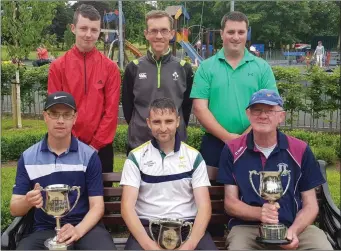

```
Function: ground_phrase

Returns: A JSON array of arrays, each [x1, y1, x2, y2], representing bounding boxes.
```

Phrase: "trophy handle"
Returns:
[[149, 220, 160, 242], [181, 221, 193, 243], [64, 186, 80, 217], [249, 170, 261, 197], [282, 171, 291, 197], [39, 187, 47, 213]]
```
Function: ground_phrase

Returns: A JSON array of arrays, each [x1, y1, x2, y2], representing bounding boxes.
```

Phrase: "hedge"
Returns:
[[1, 125, 339, 164], [1, 62, 340, 119]]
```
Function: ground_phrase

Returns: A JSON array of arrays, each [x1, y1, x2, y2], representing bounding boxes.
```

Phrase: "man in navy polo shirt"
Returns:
[[217, 89, 333, 250], [10, 92, 116, 250]]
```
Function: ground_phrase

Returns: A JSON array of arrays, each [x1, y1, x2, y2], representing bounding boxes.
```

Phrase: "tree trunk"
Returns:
[[12, 69, 22, 128]]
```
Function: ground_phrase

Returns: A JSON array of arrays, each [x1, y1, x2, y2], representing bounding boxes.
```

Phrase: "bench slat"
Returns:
[[103, 173, 122, 182]]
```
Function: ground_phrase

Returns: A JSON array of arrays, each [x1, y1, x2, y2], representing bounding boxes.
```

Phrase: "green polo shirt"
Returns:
[[190, 48, 277, 134]]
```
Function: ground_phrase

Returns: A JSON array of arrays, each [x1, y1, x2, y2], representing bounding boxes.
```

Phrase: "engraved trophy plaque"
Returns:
[[249, 168, 291, 245], [40, 184, 80, 250], [149, 218, 193, 249]]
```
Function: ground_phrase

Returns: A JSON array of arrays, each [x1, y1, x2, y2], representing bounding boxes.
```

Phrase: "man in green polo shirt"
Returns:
[[190, 11, 278, 172]]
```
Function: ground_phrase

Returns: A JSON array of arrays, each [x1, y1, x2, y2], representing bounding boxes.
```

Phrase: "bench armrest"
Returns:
[[1, 216, 24, 250], [1, 208, 35, 250], [317, 160, 341, 250]]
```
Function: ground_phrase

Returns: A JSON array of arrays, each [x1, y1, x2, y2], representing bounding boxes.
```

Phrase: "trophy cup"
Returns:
[[149, 218, 193, 250], [249, 168, 291, 244], [40, 184, 80, 250]]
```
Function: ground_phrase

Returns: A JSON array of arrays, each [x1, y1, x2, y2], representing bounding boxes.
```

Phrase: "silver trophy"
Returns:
[[40, 184, 80, 250], [149, 218, 193, 249], [249, 167, 291, 245]]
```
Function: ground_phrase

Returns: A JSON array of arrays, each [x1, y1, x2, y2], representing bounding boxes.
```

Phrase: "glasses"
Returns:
[[147, 29, 171, 36], [250, 108, 284, 116], [47, 112, 75, 120]]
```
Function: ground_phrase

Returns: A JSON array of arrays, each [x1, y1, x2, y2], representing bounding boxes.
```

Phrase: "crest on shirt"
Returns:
[[172, 72, 179, 81], [277, 163, 289, 174], [139, 73, 147, 79]]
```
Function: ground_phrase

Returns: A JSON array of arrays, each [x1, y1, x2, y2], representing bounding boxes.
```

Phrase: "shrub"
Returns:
[[2, 125, 339, 164]]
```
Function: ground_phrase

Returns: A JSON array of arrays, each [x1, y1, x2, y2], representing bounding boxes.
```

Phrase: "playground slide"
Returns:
[[179, 41, 204, 64], [125, 40, 143, 58]]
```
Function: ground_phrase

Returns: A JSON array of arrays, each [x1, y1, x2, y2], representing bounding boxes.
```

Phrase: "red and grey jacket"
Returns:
[[48, 46, 121, 150]]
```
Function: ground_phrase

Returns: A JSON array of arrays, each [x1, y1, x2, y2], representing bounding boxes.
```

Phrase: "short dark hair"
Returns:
[[221, 11, 249, 30], [145, 10, 174, 30], [149, 97, 178, 116], [73, 4, 101, 25]]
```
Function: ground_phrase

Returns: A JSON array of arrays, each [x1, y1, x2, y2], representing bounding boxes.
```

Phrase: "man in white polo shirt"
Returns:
[[120, 97, 217, 250]]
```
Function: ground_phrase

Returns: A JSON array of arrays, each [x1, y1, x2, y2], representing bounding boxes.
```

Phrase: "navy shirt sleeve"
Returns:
[[13, 154, 32, 195], [217, 145, 236, 185], [86, 152, 104, 196], [298, 145, 326, 192]]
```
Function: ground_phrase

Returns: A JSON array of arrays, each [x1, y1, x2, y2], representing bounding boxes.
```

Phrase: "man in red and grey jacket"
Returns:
[[48, 4, 121, 178]]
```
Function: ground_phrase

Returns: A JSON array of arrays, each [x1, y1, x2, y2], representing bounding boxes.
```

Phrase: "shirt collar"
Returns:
[[246, 129, 288, 151], [40, 134, 78, 152], [151, 131, 181, 153], [217, 47, 255, 64], [147, 47, 171, 62]]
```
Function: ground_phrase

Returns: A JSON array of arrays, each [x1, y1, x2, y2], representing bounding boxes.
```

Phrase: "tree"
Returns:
[[48, 3, 74, 46], [1, 1, 60, 128]]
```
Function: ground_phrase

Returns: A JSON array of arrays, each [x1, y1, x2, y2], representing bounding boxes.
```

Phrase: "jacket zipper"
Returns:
[[151, 54, 162, 89], [83, 54, 87, 94], [157, 61, 161, 88]]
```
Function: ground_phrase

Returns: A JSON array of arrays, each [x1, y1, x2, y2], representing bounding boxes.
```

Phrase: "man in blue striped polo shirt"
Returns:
[[10, 92, 116, 250]]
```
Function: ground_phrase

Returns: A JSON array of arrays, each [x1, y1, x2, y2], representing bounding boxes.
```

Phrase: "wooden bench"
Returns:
[[2, 160, 340, 250]]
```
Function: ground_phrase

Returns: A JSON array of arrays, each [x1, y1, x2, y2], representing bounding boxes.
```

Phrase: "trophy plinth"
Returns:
[[40, 184, 80, 250], [249, 169, 292, 245], [149, 218, 193, 250]]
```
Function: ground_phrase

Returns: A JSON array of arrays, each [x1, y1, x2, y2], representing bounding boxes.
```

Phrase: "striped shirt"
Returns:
[[120, 133, 210, 220], [13, 134, 103, 231]]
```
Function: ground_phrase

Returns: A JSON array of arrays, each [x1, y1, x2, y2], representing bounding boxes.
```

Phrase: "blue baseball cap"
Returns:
[[246, 89, 283, 109]]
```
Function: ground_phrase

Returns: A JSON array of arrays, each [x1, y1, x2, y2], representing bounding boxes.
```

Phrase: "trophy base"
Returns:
[[44, 238, 69, 250], [256, 237, 291, 245]]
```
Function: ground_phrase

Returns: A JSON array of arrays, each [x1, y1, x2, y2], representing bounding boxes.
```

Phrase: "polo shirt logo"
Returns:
[[235, 146, 243, 155], [139, 73, 147, 79], [248, 73, 254, 76], [144, 160, 156, 167]]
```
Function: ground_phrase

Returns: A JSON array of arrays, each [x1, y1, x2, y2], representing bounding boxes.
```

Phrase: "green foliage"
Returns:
[[1, 168, 17, 232], [273, 67, 307, 129], [63, 25, 75, 50], [2, 118, 339, 165], [1, 1, 61, 60], [1, 62, 24, 96], [21, 65, 49, 112]]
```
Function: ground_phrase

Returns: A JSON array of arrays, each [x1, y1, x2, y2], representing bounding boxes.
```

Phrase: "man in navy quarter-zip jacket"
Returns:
[[48, 4, 121, 179], [122, 10, 194, 155]]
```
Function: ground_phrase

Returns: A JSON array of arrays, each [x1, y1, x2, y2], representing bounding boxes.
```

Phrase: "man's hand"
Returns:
[[142, 239, 163, 250], [281, 227, 299, 250], [57, 224, 83, 245], [25, 183, 43, 208], [178, 240, 196, 250], [260, 202, 280, 224]]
